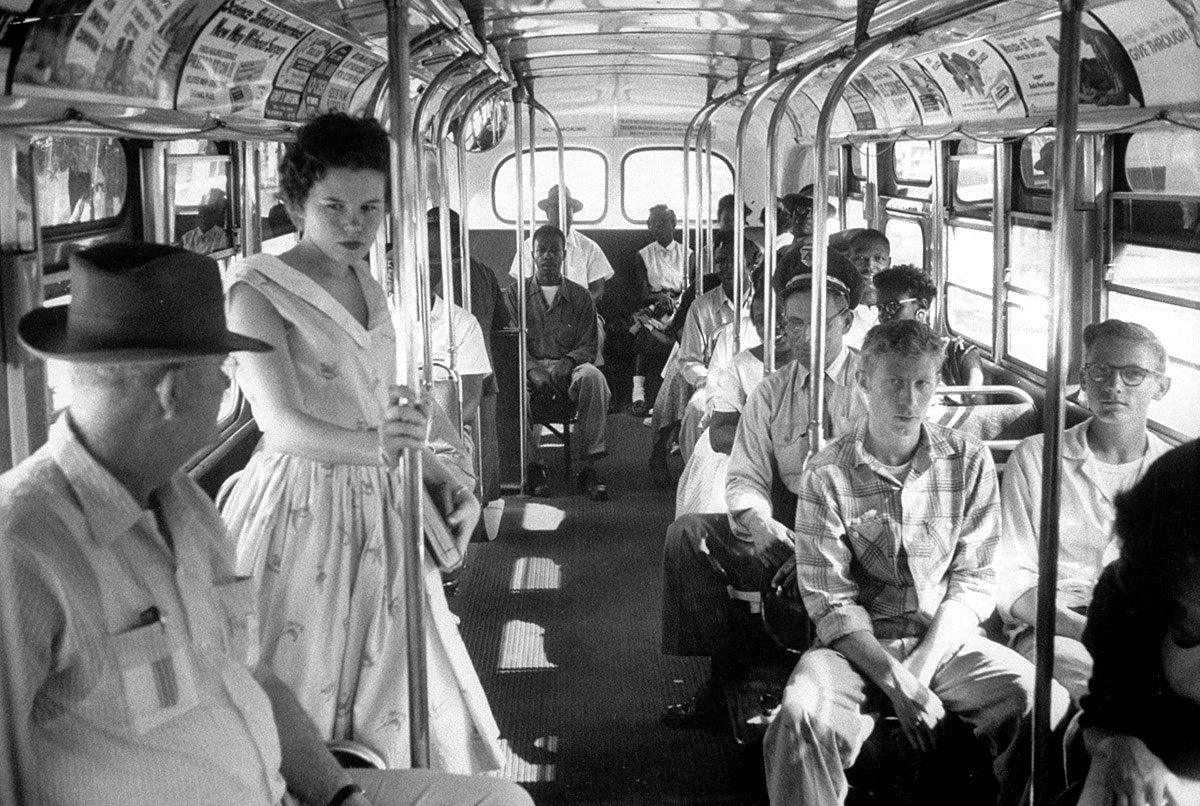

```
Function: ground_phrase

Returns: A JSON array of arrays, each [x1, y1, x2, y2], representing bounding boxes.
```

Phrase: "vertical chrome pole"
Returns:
[[530, 100, 567, 234], [513, 87, 530, 493], [457, 81, 507, 311], [734, 73, 792, 355], [528, 101, 538, 220], [1034, 3, 1083, 802], [703, 122, 714, 277], [682, 107, 701, 290], [437, 105, 463, 438], [695, 121, 708, 285], [383, 0, 428, 769], [765, 60, 831, 374], [810, 32, 910, 461]]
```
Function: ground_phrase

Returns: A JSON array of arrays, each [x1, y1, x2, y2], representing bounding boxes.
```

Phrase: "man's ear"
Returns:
[[154, 366, 183, 420], [856, 366, 870, 394], [1153, 374, 1172, 401]]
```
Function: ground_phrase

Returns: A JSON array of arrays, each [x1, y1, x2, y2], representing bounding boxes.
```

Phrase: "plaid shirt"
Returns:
[[795, 419, 1000, 646]]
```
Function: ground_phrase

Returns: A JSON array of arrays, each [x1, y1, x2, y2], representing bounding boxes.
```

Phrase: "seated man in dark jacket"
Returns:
[[504, 225, 611, 501]]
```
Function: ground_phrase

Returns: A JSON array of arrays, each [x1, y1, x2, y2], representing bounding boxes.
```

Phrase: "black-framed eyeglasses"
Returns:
[[1081, 363, 1160, 387], [876, 297, 920, 320]]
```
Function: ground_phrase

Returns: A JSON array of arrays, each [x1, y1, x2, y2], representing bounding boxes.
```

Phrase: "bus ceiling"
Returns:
[[0, 0, 1198, 140]]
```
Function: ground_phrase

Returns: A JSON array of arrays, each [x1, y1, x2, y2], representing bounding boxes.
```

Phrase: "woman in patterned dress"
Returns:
[[221, 113, 502, 773]]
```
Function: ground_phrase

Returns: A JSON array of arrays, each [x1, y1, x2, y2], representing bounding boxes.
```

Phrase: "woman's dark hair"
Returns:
[[1114, 439, 1200, 592], [873, 264, 937, 303], [279, 113, 390, 207]]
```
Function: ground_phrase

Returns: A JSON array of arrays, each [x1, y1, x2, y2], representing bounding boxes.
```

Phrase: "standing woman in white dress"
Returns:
[[222, 113, 503, 773]]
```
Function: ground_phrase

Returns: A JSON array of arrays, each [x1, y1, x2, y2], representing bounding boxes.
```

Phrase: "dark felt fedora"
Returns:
[[18, 242, 271, 363], [537, 185, 583, 213]]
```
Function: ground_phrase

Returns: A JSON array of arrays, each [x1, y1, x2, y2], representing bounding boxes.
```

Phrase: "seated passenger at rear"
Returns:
[[630, 204, 685, 416], [1066, 439, 1200, 806], [659, 250, 865, 730], [844, 228, 891, 349], [997, 320, 1172, 703], [504, 224, 611, 501], [765, 319, 1068, 806], [509, 185, 613, 302], [872, 265, 984, 388]]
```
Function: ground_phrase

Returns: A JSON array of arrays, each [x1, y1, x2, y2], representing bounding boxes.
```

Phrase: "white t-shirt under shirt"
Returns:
[[540, 285, 560, 308], [509, 228, 615, 288]]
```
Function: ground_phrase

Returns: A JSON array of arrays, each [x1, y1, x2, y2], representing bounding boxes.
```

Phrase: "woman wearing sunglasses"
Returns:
[[872, 264, 984, 389]]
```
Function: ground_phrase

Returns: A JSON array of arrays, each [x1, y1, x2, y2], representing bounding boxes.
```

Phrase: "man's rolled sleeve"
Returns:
[[677, 303, 710, 387], [996, 437, 1042, 622], [943, 443, 1001, 622], [725, 385, 776, 531], [793, 470, 872, 644]]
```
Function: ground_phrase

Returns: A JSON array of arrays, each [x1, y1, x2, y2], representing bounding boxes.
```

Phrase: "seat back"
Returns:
[[927, 385, 1039, 474]]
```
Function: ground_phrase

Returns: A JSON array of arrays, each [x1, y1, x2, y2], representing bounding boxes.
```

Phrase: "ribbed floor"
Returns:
[[452, 415, 765, 805]]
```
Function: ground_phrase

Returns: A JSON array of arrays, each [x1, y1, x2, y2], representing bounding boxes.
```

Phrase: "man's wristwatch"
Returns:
[[328, 782, 364, 806]]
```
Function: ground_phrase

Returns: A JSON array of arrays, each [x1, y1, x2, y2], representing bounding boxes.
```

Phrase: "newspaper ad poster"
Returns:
[[1091, 0, 1200, 107], [852, 67, 923, 130], [894, 62, 952, 127], [993, 14, 1143, 113], [265, 29, 337, 120], [916, 41, 1025, 122], [13, 0, 222, 105], [177, 0, 311, 115], [323, 48, 384, 115], [844, 81, 877, 131]]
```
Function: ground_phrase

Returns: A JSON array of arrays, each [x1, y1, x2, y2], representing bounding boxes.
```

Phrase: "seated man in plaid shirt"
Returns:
[[763, 319, 1068, 806]]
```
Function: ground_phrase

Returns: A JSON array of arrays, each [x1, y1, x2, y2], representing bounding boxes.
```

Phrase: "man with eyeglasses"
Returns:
[[659, 248, 866, 731], [996, 319, 1172, 703], [873, 265, 984, 389]]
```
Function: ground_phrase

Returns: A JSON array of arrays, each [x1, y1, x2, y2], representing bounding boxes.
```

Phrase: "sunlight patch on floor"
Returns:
[[519, 502, 566, 532], [500, 735, 558, 783], [510, 557, 562, 592], [497, 619, 557, 672]]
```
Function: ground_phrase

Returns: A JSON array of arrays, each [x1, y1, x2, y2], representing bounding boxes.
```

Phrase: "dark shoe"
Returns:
[[524, 463, 550, 497], [662, 683, 726, 731], [630, 398, 650, 417], [649, 438, 672, 489], [577, 467, 608, 501]]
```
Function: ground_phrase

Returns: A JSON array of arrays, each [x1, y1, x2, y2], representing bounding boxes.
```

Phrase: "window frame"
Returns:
[[1002, 211, 1055, 376], [880, 140, 934, 200], [33, 136, 136, 239], [619, 145, 734, 225], [491, 146, 609, 225], [943, 216, 996, 353], [165, 153, 238, 260]]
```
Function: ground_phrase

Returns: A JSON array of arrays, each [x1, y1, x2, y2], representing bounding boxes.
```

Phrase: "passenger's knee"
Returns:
[[775, 679, 836, 744], [573, 362, 604, 385]]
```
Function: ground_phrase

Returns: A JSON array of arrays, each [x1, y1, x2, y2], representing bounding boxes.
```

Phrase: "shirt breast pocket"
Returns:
[[214, 577, 261, 669], [107, 621, 200, 735], [775, 428, 811, 489]]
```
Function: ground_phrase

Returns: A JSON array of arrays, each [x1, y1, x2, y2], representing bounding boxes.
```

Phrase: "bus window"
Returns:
[[31, 137, 127, 228], [884, 215, 925, 268], [946, 224, 993, 348], [167, 155, 235, 256], [493, 148, 607, 224], [1123, 130, 1200, 195], [1019, 134, 1056, 192], [621, 147, 733, 223], [844, 197, 869, 230], [951, 141, 994, 217], [1007, 223, 1053, 370], [260, 142, 297, 249], [893, 141, 933, 186]]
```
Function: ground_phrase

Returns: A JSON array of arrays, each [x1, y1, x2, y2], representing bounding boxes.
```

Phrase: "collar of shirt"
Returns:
[[46, 415, 150, 548], [646, 240, 681, 257], [847, 417, 959, 480], [794, 344, 853, 388]]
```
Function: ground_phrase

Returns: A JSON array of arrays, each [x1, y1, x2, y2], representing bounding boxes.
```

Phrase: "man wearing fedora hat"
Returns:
[[508, 185, 614, 303], [0, 243, 532, 806]]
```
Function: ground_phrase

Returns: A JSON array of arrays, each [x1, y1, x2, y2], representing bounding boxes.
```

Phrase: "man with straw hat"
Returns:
[[0, 243, 532, 806]]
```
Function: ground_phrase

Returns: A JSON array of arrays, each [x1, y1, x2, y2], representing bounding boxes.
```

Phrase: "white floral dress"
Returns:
[[221, 254, 502, 773]]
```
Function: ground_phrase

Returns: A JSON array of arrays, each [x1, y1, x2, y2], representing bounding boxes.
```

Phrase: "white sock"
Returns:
[[632, 375, 645, 402]]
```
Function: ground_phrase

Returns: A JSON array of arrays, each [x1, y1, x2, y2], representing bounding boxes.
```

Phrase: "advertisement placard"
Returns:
[[1091, 0, 1200, 107], [916, 41, 1025, 123]]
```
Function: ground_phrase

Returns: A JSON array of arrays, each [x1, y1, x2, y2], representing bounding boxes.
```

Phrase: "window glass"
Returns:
[[893, 141, 933, 185], [1020, 134, 1056, 191], [884, 216, 925, 268], [952, 143, 994, 210], [167, 156, 234, 255], [1107, 292, 1199, 438], [1124, 130, 1200, 194], [621, 148, 733, 223], [947, 224, 993, 294], [946, 285, 993, 348], [847, 145, 866, 182], [1110, 242, 1200, 305], [844, 197, 868, 230], [494, 148, 607, 224], [167, 139, 219, 156], [1112, 198, 1200, 255], [1005, 288, 1050, 371], [31, 137, 127, 227], [260, 142, 296, 241], [1009, 223, 1052, 295]]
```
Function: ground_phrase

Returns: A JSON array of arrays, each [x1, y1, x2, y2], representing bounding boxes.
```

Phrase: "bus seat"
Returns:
[[928, 385, 1039, 474]]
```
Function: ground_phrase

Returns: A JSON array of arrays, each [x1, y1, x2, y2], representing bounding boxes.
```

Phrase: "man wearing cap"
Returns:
[[0, 243, 532, 806], [659, 248, 867, 730], [508, 185, 614, 303]]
